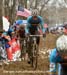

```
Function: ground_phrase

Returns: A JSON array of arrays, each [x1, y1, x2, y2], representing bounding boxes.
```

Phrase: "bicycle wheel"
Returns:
[[32, 44, 38, 70]]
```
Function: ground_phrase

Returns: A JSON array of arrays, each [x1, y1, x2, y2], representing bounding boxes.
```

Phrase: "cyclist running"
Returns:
[[17, 25, 26, 38], [17, 25, 27, 59], [49, 48, 62, 75], [25, 8, 46, 63], [49, 24, 67, 75]]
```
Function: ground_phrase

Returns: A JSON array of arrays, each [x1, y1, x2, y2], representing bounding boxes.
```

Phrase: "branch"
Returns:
[[39, 0, 50, 16], [35, 0, 38, 8], [45, 0, 50, 4]]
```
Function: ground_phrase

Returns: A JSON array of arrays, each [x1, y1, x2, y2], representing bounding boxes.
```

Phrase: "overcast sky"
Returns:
[[48, 0, 67, 7]]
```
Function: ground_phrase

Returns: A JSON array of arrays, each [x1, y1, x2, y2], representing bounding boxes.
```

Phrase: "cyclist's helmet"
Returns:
[[32, 9, 39, 16]]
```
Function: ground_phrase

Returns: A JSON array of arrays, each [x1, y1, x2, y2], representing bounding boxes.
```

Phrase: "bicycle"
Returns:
[[28, 35, 43, 70], [20, 38, 27, 61]]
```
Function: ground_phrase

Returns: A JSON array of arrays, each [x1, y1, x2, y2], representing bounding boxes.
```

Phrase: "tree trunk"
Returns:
[[0, 0, 3, 32], [35, 0, 38, 8], [24, 0, 27, 8]]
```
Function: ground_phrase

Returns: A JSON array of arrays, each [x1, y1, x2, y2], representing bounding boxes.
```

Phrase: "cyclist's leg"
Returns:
[[49, 48, 58, 75], [58, 64, 62, 75], [26, 29, 32, 63], [35, 31, 40, 53], [35, 31, 40, 45], [49, 62, 57, 75]]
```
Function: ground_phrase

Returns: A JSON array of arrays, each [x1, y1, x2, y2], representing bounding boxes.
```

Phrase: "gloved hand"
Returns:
[[25, 33, 30, 37]]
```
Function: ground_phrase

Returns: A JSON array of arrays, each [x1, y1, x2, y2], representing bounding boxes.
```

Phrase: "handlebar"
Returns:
[[31, 24, 39, 25], [29, 35, 43, 37]]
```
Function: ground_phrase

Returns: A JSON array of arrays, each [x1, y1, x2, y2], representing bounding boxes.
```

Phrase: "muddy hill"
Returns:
[[0, 33, 59, 75]]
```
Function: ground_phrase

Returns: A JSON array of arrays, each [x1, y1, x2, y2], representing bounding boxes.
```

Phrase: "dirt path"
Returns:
[[0, 33, 59, 75]]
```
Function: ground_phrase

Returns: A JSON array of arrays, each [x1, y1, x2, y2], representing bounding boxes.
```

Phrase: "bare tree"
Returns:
[[24, 0, 27, 8], [2, 0, 67, 26], [3, 0, 17, 24], [39, 0, 50, 16], [0, 0, 3, 31], [3, 0, 28, 24]]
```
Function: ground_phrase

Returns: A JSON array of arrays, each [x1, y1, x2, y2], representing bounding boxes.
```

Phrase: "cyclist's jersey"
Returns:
[[25, 16, 45, 34], [50, 48, 62, 63]]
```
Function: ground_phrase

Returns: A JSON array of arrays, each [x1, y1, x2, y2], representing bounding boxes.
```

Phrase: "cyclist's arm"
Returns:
[[25, 16, 32, 34], [25, 25, 29, 34], [38, 16, 45, 33]]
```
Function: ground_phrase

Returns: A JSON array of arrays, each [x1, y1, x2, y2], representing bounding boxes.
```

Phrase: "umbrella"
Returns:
[[16, 20, 23, 25]]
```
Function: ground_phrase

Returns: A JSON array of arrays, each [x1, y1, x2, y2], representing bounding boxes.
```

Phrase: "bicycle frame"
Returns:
[[29, 35, 43, 69]]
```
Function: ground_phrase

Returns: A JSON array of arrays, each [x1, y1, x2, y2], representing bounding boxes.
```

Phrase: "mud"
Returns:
[[0, 33, 59, 75]]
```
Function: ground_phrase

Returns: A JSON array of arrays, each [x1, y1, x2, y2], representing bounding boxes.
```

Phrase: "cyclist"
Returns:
[[25, 8, 46, 63], [17, 25, 27, 59], [49, 25, 67, 75], [17, 25, 26, 38], [49, 48, 62, 75], [26, 8, 45, 37]]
